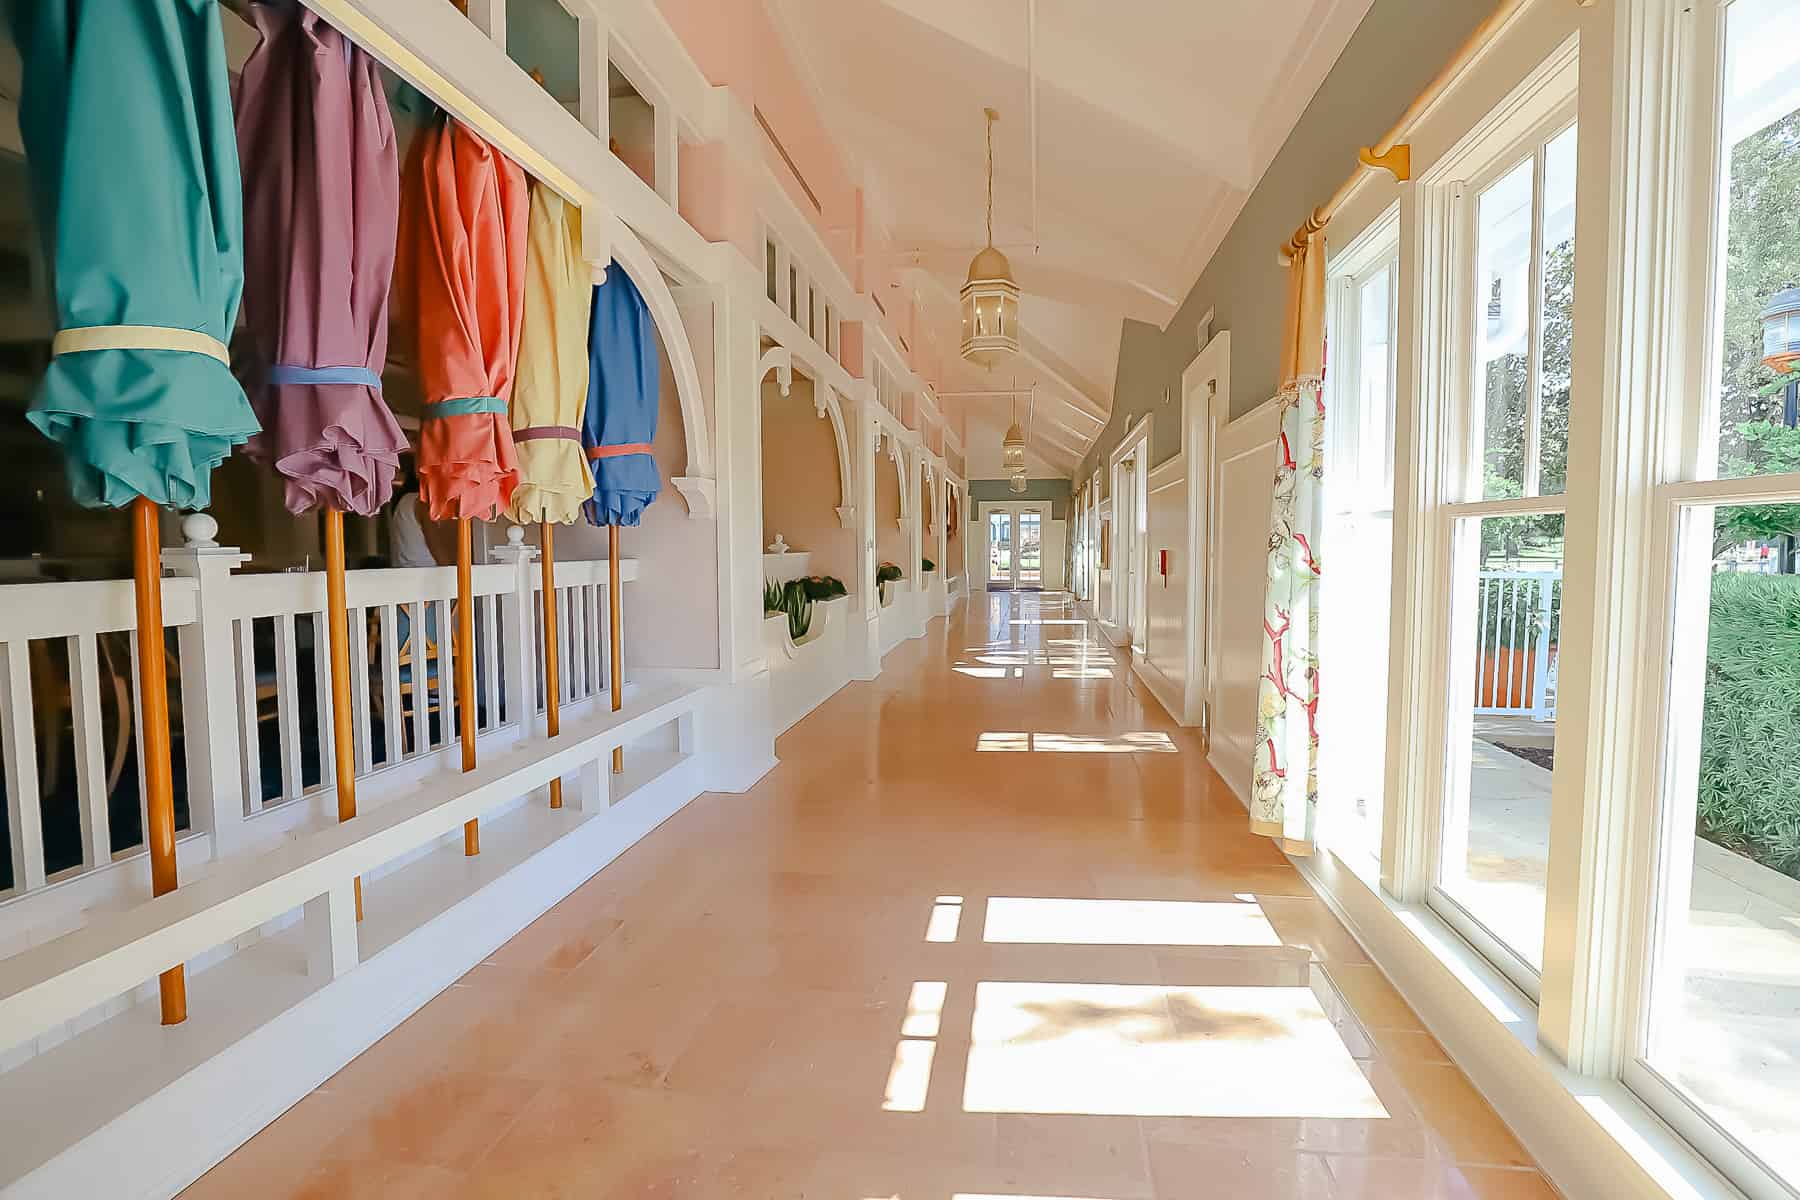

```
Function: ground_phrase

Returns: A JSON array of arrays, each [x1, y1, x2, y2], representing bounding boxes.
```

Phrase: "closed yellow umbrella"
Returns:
[[508, 182, 592, 807]]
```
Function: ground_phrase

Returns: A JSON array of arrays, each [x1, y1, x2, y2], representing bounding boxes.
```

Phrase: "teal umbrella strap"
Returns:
[[52, 325, 231, 366], [423, 396, 506, 418]]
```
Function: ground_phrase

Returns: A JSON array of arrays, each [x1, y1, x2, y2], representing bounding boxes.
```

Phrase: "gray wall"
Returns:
[[1078, 0, 1491, 477], [969, 477, 1072, 520]]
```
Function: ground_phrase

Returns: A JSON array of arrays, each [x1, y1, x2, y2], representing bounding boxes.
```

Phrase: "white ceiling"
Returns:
[[765, 0, 1373, 476]]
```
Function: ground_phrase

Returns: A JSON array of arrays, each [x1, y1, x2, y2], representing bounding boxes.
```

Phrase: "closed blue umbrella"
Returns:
[[581, 262, 660, 770], [9, 0, 261, 1025]]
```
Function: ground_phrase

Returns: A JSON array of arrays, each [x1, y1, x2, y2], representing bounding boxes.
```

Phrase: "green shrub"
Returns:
[[782, 579, 814, 641], [763, 578, 784, 614], [1699, 573, 1800, 878], [921, 557, 935, 573], [876, 561, 902, 603]]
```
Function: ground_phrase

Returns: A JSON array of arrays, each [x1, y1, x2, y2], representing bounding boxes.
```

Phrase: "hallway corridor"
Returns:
[[183, 593, 1553, 1199]]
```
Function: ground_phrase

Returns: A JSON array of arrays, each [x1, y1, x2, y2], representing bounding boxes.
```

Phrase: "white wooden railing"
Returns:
[[1472, 569, 1560, 721], [0, 516, 637, 944]]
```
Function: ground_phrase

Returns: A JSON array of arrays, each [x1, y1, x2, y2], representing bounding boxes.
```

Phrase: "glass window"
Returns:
[[1438, 515, 1563, 972], [1433, 118, 1577, 986], [1476, 124, 1577, 502], [505, 0, 581, 121], [1636, 3, 1800, 1192], [1322, 240, 1398, 868], [788, 265, 799, 324], [766, 238, 778, 305], [607, 61, 656, 190]]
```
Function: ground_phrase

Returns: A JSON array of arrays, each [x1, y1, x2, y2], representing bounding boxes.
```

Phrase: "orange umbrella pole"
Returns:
[[457, 518, 479, 855], [131, 496, 187, 1025], [323, 510, 362, 921], [609, 525, 623, 775], [540, 521, 563, 809]]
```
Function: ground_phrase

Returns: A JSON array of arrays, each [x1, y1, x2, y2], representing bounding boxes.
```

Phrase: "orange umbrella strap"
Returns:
[[424, 395, 506, 418], [587, 443, 652, 459]]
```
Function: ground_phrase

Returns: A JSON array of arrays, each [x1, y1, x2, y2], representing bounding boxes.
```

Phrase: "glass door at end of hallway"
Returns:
[[986, 506, 1044, 590]]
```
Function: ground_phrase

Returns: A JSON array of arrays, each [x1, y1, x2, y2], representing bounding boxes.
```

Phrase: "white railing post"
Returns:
[[490, 526, 539, 733], [1532, 575, 1556, 722], [164, 514, 251, 858]]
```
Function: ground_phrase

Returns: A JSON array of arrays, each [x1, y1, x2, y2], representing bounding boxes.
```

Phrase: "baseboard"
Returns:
[[5, 757, 707, 1200], [1131, 654, 1196, 726], [1208, 749, 1251, 811], [1295, 851, 1743, 1200]]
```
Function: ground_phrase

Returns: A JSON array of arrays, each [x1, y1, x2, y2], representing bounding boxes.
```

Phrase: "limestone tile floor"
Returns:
[[181, 590, 1557, 1199]]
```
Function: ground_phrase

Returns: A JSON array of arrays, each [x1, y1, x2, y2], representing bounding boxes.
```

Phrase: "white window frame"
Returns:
[[1611, 3, 1800, 1196], [1321, 206, 1400, 873], [1407, 40, 1580, 1001]]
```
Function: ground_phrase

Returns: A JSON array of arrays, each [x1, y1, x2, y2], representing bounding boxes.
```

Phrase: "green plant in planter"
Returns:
[[763, 578, 785, 615], [781, 579, 814, 641], [876, 561, 902, 603], [921, 558, 935, 573], [800, 575, 847, 601]]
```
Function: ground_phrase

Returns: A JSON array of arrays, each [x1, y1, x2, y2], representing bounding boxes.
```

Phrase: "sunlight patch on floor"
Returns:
[[925, 897, 964, 943], [962, 982, 1387, 1118], [982, 897, 1283, 947], [882, 1039, 936, 1112], [976, 731, 1178, 753]]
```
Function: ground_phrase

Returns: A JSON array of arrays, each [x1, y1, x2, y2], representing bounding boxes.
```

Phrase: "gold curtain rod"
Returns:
[[1279, 0, 1534, 261]]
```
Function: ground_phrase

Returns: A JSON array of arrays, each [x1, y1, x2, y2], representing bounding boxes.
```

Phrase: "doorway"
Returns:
[[985, 505, 1045, 590], [1109, 420, 1151, 649]]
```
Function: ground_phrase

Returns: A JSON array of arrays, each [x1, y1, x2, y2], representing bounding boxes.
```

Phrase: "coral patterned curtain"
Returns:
[[1252, 221, 1328, 855]]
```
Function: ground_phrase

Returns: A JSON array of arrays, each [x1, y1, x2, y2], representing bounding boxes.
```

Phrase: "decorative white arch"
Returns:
[[814, 386, 856, 530], [892, 438, 911, 531], [757, 345, 793, 397], [604, 215, 715, 518]]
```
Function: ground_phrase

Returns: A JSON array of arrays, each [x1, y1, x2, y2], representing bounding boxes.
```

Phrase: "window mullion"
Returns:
[[1523, 142, 1549, 497]]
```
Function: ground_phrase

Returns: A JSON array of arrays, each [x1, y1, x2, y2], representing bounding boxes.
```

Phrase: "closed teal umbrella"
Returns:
[[9, 0, 261, 1027], [11, 0, 259, 510]]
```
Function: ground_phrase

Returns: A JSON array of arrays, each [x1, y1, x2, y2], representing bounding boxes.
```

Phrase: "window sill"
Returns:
[[1296, 850, 1747, 1200]]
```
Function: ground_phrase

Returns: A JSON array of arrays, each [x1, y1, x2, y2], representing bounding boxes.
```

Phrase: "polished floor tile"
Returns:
[[181, 591, 1555, 1199]]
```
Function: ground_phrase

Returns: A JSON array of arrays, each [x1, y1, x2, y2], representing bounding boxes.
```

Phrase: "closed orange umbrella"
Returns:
[[395, 113, 526, 854]]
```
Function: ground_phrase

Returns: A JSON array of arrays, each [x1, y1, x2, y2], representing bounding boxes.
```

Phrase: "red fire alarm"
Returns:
[[1159, 548, 1169, 586]]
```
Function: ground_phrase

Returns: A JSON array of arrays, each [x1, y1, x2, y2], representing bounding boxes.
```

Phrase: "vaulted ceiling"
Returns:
[[765, 0, 1374, 476]]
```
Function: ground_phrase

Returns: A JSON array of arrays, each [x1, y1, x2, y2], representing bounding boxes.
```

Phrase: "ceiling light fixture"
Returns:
[[961, 107, 1020, 370]]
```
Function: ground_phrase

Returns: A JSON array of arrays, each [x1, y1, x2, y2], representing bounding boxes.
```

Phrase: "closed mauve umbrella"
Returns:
[[508, 183, 592, 809], [395, 112, 527, 854], [582, 261, 661, 772], [10, 0, 262, 1024], [235, 2, 406, 914]]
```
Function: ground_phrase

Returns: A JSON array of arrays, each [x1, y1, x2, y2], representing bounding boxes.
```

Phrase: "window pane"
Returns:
[[766, 240, 778, 304], [1357, 266, 1394, 506], [1711, 0, 1800, 482], [1439, 514, 1564, 970], [506, 0, 580, 119], [1537, 125, 1578, 496], [1018, 511, 1042, 586], [1646, 500, 1800, 1186], [1477, 158, 1535, 500]]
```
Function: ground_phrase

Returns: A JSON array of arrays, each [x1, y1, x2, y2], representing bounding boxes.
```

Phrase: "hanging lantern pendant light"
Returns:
[[961, 107, 1021, 369]]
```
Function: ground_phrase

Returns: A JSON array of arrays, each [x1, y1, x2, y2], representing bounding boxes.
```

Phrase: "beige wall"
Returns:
[[875, 450, 905, 577], [557, 333, 720, 671], [1143, 472, 1188, 706], [760, 374, 854, 588]]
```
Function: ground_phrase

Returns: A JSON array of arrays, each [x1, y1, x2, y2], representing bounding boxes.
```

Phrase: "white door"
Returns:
[[985, 506, 1045, 589]]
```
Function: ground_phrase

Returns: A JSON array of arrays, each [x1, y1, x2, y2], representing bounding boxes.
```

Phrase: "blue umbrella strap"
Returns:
[[267, 364, 384, 387], [52, 325, 230, 366], [423, 396, 507, 418]]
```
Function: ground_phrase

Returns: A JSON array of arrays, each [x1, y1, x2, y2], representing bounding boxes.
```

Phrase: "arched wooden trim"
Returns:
[[604, 218, 715, 515], [757, 345, 794, 397], [815, 386, 856, 530]]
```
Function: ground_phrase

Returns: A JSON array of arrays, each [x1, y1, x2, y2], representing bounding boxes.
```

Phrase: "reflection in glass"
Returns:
[[1477, 158, 1534, 500], [1439, 515, 1564, 970], [1648, 500, 1800, 1185]]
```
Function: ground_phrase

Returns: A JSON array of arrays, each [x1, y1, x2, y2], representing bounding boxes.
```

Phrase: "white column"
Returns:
[[164, 514, 251, 858]]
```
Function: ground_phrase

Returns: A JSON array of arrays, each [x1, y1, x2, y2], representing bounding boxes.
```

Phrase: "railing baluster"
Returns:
[[1, 640, 47, 892], [379, 604, 401, 766], [349, 605, 373, 773], [235, 619, 263, 811], [482, 594, 500, 731], [273, 612, 303, 802], [558, 586, 573, 706], [438, 597, 457, 751], [126, 636, 148, 846], [587, 583, 602, 698], [407, 601, 428, 757], [67, 633, 111, 869], [311, 609, 333, 792]]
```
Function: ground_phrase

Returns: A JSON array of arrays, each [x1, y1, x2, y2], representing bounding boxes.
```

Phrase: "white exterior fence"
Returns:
[[1471, 569, 1560, 722]]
